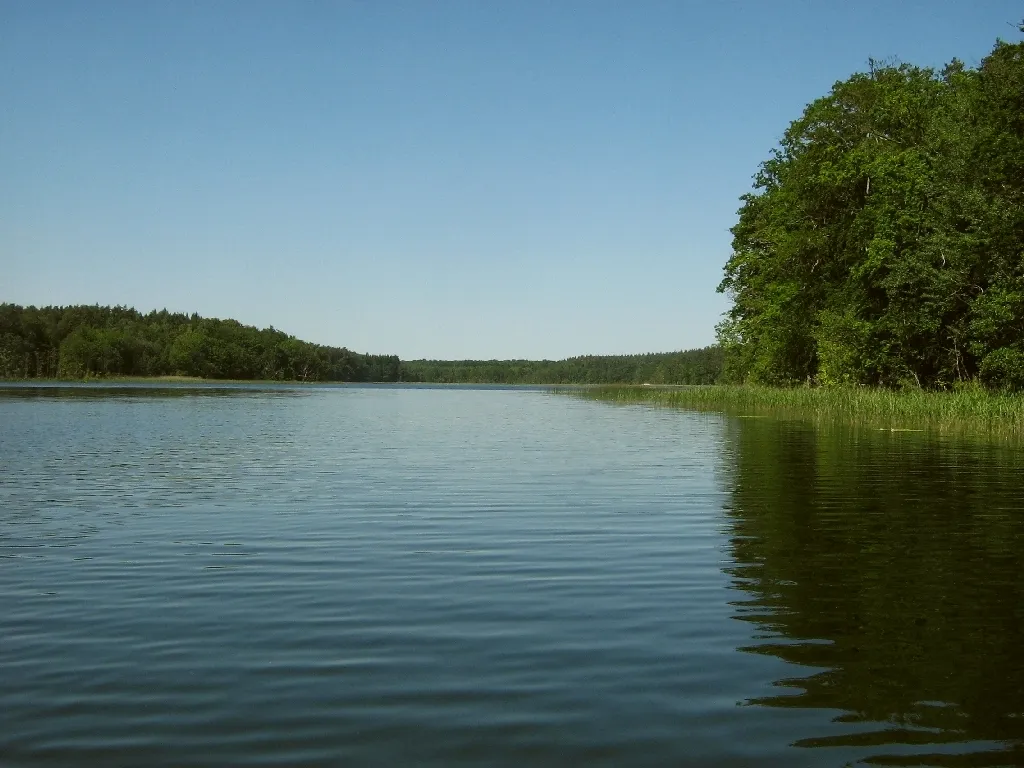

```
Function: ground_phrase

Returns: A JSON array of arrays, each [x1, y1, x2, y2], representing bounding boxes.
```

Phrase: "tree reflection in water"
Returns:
[[723, 419, 1024, 766]]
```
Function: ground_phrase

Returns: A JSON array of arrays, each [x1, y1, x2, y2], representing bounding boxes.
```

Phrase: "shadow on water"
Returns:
[[0, 382, 313, 400], [722, 417, 1024, 766], [0, 382, 559, 400]]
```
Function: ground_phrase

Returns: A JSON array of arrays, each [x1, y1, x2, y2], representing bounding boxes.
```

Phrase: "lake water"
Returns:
[[2, 384, 1023, 767]]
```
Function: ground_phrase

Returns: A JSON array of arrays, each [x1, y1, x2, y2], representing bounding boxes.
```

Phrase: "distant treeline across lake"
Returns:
[[0, 304, 722, 385], [400, 350, 722, 385]]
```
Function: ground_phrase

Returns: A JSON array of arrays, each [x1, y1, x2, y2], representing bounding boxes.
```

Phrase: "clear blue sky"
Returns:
[[2, 1, 1020, 359]]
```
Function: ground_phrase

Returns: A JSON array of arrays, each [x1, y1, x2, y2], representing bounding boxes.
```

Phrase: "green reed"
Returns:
[[568, 384, 1024, 439]]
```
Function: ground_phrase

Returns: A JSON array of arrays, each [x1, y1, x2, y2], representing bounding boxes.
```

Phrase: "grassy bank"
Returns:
[[575, 385, 1024, 439]]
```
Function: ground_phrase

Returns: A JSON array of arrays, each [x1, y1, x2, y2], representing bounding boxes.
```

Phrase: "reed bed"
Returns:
[[571, 385, 1024, 440]]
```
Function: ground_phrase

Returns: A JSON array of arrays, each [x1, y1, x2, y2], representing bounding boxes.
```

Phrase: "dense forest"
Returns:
[[402, 348, 723, 385], [0, 303, 722, 384], [0, 304, 401, 382], [719, 28, 1024, 390]]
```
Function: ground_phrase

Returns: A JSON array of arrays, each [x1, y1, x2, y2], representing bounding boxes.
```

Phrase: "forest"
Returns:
[[718, 29, 1024, 390], [402, 348, 723, 385], [0, 304, 401, 382], [0, 303, 722, 385]]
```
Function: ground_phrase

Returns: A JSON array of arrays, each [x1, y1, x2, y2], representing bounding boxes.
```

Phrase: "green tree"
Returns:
[[719, 29, 1024, 390]]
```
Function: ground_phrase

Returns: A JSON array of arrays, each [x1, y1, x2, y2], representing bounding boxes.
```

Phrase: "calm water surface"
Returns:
[[1, 385, 1022, 767]]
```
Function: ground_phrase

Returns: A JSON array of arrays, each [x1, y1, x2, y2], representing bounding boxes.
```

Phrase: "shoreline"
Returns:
[[571, 385, 1024, 441], [0, 377, 574, 387], [4, 378, 1022, 439], [0, 376, 372, 385]]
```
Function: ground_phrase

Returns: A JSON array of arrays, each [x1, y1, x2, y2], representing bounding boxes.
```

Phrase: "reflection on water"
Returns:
[[0, 382, 556, 400], [1, 384, 1022, 766], [0, 382, 312, 401], [723, 418, 1024, 766]]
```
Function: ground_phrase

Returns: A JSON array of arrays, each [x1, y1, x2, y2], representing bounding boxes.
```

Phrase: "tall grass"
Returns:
[[570, 385, 1024, 440]]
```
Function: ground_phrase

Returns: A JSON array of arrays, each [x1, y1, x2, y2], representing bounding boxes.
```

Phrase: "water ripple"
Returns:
[[1, 386, 1022, 766]]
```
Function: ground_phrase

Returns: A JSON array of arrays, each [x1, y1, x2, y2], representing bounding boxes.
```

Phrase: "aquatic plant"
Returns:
[[572, 385, 1024, 440]]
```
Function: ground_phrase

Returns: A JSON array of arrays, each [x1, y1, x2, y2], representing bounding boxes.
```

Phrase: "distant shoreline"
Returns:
[[0, 376, 579, 387], [6, 378, 1022, 440]]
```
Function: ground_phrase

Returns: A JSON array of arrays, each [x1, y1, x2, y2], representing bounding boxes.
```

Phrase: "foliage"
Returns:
[[719, 29, 1024, 390], [402, 347, 724, 385], [0, 303, 721, 385], [0, 304, 400, 382], [577, 384, 1024, 440]]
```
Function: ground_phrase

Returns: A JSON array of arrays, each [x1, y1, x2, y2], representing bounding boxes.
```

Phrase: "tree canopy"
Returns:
[[0, 304, 400, 382], [719, 29, 1024, 390], [402, 347, 723, 385], [1, 303, 721, 385]]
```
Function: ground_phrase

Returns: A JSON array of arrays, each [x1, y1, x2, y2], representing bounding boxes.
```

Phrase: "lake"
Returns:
[[2, 384, 1022, 767]]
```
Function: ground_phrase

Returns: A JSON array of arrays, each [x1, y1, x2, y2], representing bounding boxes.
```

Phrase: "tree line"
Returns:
[[0, 303, 723, 384], [719, 27, 1024, 390], [402, 347, 723, 385], [0, 304, 400, 382]]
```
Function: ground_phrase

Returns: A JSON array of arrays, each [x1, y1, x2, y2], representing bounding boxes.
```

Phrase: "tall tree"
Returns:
[[719, 30, 1024, 390]]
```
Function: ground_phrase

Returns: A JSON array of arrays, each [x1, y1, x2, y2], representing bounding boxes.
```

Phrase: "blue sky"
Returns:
[[2, 1, 1020, 359]]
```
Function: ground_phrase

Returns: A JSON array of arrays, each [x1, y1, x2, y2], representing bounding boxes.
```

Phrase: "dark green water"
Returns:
[[1, 384, 1022, 767]]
